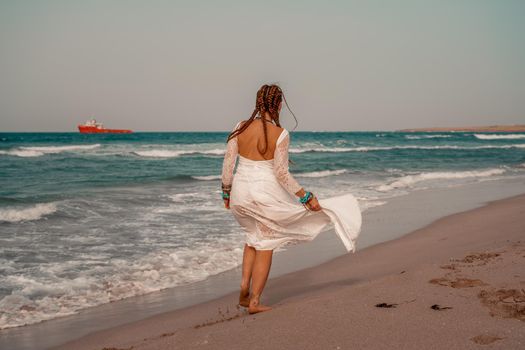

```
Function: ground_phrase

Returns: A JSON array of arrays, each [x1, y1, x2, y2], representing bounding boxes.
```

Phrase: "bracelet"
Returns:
[[221, 182, 232, 200], [299, 191, 312, 204]]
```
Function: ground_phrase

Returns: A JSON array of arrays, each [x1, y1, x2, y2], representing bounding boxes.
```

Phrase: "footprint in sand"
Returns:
[[432, 247, 525, 323], [439, 251, 502, 272], [456, 252, 501, 265], [432, 251, 501, 288], [477, 288, 525, 322], [470, 334, 503, 345], [429, 277, 487, 288]]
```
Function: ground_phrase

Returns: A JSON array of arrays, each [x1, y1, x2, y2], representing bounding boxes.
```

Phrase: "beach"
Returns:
[[1, 131, 525, 349], [42, 190, 525, 350]]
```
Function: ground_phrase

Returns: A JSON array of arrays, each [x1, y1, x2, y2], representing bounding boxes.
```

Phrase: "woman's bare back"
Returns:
[[236, 119, 283, 161]]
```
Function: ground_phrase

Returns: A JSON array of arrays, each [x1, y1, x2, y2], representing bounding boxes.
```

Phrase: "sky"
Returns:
[[0, 0, 524, 132]]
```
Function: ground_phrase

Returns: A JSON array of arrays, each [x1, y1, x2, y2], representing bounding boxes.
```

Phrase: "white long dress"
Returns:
[[221, 121, 362, 252]]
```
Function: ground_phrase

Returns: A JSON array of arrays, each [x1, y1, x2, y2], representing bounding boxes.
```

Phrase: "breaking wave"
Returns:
[[296, 169, 348, 178], [404, 134, 452, 139], [289, 144, 525, 153], [0, 242, 243, 329], [0, 144, 100, 157], [474, 134, 525, 140], [0, 203, 57, 223], [376, 168, 506, 192], [132, 149, 225, 158], [192, 175, 222, 181]]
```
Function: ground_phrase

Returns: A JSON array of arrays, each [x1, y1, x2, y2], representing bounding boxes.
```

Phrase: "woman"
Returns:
[[221, 84, 362, 314]]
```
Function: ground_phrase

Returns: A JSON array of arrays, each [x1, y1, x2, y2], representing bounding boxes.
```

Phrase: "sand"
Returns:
[[49, 192, 525, 350]]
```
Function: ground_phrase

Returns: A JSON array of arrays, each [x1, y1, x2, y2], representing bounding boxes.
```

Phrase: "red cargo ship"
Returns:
[[78, 119, 132, 134]]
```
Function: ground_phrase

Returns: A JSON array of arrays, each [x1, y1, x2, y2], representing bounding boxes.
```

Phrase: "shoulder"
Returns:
[[233, 120, 246, 130], [266, 122, 285, 135], [229, 120, 247, 134], [276, 127, 289, 145], [264, 122, 287, 141], [233, 120, 245, 130]]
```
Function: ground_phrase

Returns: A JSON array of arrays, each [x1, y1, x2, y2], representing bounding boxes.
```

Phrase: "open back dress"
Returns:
[[221, 121, 362, 252]]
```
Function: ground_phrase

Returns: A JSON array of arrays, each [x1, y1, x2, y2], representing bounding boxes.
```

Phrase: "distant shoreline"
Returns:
[[398, 124, 525, 132]]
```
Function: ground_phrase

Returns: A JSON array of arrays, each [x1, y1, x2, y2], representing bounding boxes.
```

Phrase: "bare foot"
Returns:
[[239, 288, 250, 308], [248, 299, 272, 314]]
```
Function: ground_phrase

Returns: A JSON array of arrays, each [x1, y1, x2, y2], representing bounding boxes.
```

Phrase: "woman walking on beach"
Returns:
[[221, 84, 362, 314]]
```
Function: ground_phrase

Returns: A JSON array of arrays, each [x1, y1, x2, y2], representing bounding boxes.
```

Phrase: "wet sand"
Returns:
[[50, 192, 525, 350]]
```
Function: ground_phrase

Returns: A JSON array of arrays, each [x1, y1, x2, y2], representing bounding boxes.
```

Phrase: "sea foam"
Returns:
[[405, 134, 452, 139], [192, 175, 222, 181], [474, 134, 525, 140], [289, 144, 525, 153], [0, 144, 100, 157], [376, 168, 506, 192], [133, 150, 188, 158], [0, 203, 57, 223], [20, 144, 101, 152], [133, 149, 225, 158], [0, 240, 243, 330], [296, 169, 348, 178], [0, 149, 46, 157]]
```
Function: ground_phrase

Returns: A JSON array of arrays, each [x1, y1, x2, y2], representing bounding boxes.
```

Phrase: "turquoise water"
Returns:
[[1, 130, 524, 329], [2, 131, 524, 199]]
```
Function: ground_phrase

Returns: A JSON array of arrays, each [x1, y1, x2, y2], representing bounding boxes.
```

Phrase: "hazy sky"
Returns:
[[0, 0, 524, 131]]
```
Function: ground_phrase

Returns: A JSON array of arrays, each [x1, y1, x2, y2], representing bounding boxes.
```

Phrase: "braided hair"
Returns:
[[226, 84, 298, 159]]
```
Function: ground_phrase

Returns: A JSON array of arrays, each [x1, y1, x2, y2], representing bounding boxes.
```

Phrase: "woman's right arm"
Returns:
[[273, 132, 302, 196]]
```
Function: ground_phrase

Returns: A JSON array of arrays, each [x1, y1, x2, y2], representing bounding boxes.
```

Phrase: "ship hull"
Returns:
[[78, 126, 132, 134]]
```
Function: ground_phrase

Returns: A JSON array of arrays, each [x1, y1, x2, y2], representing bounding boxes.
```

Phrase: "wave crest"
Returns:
[[0, 149, 46, 157], [474, 134, 525, 140], [0, 144, 100, 157], [0, 203, 57, 223], [296, 169, 347, 178], [133, 149, 225, 158], [376, 168, 506, 192], [290, 144, 525, 153], [192, 175, 222, 181], [405, 134, 452, 139]]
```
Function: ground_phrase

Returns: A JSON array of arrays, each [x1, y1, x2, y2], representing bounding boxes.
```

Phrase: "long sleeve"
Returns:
[[221, 123, 241, 187], [273, 130, 302, 196]]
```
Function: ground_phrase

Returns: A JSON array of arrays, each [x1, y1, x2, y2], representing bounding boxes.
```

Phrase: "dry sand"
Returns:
[[52, 193, 525, 350]]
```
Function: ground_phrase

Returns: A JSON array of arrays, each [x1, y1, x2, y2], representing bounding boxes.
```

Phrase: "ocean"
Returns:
[[1, 130, 525, 330]]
